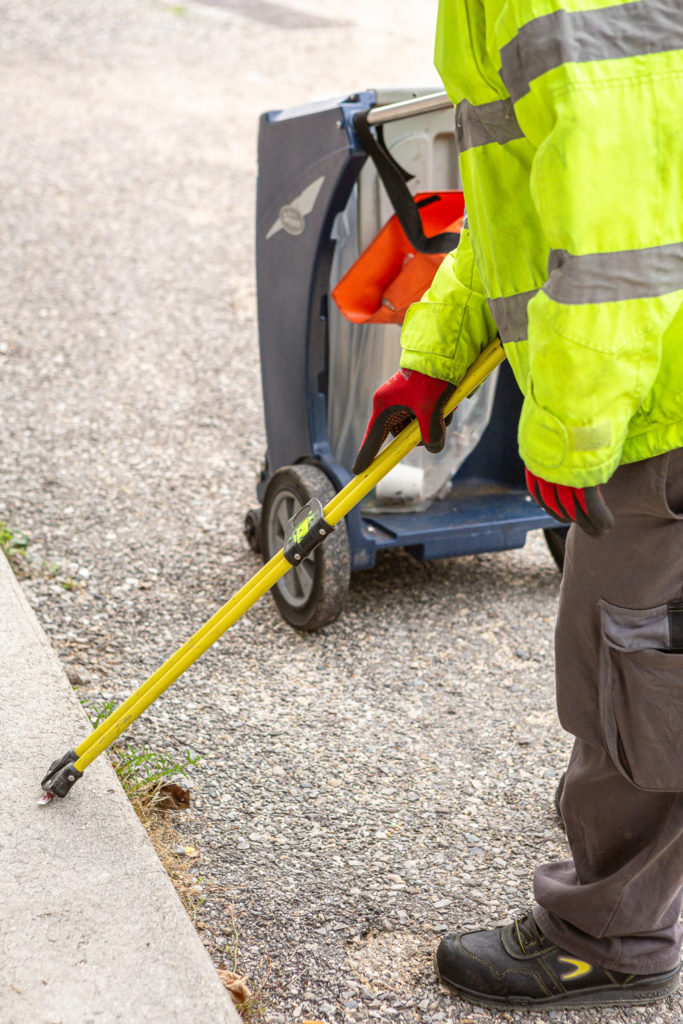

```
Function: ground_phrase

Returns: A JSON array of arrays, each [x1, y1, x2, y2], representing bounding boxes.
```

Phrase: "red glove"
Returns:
[[525, 468, 614, 538], [353, 368, 455, 474]]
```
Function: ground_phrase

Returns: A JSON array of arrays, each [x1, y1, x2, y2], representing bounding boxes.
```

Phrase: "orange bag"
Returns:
[[332, 191, 464, 325]]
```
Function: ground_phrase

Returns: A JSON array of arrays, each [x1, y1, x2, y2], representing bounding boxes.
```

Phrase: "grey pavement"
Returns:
[[0, 2, 681, 1024], [0, 551, 240, 1024]]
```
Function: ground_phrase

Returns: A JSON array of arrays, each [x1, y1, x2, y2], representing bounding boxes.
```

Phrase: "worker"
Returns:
[[354, 0, 683, 1010]]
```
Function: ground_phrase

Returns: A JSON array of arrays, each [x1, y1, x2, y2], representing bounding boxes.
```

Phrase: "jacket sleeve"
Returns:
[[509, 51, 683, 486], [399, 223, 498, 384]]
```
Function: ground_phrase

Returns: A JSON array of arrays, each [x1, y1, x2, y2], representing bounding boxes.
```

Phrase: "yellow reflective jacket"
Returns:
[[400, 0, 683, 486]]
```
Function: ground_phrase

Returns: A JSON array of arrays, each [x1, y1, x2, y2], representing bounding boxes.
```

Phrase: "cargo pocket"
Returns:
[[598, 598, 683, 792]]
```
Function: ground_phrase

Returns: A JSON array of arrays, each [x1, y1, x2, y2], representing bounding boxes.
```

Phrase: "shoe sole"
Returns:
[[434, 954, 680, 1010]]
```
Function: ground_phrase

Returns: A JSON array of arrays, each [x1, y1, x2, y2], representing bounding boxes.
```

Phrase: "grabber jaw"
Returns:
[[39, 749, 83, 804]]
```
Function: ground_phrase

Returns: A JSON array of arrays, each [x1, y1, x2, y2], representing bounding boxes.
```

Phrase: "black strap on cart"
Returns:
[[353, 109, 461, 256]]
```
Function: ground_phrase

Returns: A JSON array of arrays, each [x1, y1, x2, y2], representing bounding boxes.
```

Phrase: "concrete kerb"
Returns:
[[0, 553, 240, 1024]]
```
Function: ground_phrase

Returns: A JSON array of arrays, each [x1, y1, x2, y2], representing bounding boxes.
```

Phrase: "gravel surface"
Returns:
[[1, 2, 680, 1023]]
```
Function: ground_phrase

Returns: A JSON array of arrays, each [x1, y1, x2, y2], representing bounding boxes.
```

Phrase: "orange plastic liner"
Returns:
[[332, 191, 464, 326]]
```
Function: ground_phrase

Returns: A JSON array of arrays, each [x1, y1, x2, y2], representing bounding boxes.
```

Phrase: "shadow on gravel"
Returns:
[[347, 542, 561, 611]]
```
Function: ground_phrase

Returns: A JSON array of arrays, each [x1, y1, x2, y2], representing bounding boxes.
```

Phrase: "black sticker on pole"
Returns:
[[283, 498, 334, 566]]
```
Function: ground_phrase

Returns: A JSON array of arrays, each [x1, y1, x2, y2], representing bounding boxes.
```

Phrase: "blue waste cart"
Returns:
[[247, 88, 565, 629]]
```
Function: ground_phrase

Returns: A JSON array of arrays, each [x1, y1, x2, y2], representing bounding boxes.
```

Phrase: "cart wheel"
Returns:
[[544, 527, 569, 572], [243, 508, 262, 554], [259, 466, 350, 630], [261, 463, 350, 630]]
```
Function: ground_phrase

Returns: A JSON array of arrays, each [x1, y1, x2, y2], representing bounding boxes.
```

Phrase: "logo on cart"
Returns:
[[266, 176, 326, 239]]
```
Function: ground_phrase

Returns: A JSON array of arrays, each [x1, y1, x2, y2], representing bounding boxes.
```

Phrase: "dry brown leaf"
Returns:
[[156, 781, 191, 810], [216, 968, 252, 1007]]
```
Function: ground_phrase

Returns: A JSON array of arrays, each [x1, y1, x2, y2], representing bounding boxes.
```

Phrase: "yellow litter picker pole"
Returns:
[[40, 339, 505, 802]]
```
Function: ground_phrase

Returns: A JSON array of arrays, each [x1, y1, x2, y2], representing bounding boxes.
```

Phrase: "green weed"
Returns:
[[113, 743, 200, 797], [1, 519, 83, 589], [84, 697, 117, 729], [0, 520, 31, 570], [79, 696, 205, 918], [81, 696, 199, 801]]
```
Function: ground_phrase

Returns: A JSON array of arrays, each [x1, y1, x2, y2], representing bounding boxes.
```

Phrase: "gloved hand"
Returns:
[[525, 468, 614, 538], [353, 368, 456, 474]]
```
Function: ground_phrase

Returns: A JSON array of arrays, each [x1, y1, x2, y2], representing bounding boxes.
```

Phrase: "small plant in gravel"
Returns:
[[0, 519, 31, 574], [81, 696, 204, 912], [112, 741, 200, 799], [55, 573, 78, 591], [79, 701, 265, 1017], [1, 518, 84, 589], [82, 696, 200, 808]]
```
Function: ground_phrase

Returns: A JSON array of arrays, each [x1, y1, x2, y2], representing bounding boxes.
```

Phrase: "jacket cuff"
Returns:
[[399, 294, 496, 384], [518, 388, 623, 487]]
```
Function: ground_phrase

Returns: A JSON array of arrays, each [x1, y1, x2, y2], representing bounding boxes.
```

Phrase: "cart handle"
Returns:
[[366, 91, 453, 127]]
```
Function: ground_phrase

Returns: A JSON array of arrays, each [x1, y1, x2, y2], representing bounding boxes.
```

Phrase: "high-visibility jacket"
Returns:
[[400, 0, 683, 487]]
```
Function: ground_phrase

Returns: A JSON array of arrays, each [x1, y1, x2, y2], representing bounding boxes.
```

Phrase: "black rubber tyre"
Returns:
[[243, 508, 262, 554], [260, 463, 351, 631], [544, 527, 569, 573]]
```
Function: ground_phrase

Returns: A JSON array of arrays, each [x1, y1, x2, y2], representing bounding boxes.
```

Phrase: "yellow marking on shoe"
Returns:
[[557, 956, 593, 981]]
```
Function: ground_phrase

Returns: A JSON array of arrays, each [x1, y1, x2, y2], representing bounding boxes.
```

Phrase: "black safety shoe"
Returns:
[[435, 912, 680, 1009]]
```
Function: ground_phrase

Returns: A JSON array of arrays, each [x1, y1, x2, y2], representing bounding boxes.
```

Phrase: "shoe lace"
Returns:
[[513, 912, 548, 955]]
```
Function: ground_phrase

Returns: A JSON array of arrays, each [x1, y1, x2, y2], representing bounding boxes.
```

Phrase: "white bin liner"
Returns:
[[327, 98, 498, 512]]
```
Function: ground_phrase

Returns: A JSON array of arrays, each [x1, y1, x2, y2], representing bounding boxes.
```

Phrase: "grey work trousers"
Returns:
[[533, 448, 683, 975]]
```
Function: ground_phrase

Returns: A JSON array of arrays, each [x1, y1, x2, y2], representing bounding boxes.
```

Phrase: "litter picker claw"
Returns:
[[40, 339, 506, 802]]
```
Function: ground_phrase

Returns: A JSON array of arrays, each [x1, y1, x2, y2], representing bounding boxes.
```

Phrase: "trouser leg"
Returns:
[[533, 449, 683, 974]]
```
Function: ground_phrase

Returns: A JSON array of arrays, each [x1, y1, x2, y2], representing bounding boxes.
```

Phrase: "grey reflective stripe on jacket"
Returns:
[[491, 242, 683, 337], [499, 0, 683, 102], [545, 243, 683, 304], [487, 289, 538, 343], [456, 98, 524, 152], [455, 100, 535, 342]]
